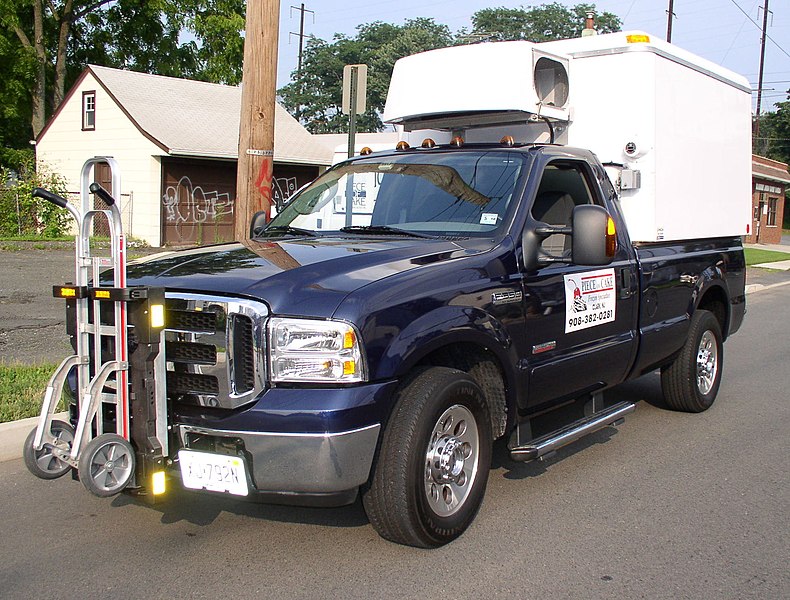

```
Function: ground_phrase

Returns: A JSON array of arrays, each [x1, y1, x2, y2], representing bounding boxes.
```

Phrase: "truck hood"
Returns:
[[125, 237, 478, 317]]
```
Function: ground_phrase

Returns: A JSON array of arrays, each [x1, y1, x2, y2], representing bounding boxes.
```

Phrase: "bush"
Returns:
[[0, 158, 70, 238]]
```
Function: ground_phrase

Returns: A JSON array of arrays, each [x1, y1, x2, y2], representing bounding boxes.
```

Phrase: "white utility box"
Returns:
[[383, 32, 752, 243]]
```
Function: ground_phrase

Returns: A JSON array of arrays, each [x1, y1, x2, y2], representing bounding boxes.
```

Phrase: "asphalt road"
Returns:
[[0, 244, 162, 365], [1, 284, 787, 599]]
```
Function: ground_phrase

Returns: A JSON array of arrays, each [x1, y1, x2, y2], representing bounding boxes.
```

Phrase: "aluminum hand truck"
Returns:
[[23, 158, 168, 498]]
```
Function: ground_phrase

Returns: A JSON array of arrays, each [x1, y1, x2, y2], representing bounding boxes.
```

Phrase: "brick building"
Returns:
[[747, 155, 789, 244]]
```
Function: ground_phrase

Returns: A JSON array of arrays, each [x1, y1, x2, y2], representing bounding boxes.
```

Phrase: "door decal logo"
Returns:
[[564, 268, 616, 333]]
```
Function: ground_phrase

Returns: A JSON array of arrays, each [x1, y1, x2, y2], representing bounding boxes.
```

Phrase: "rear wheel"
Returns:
[[661, 309, 723, 412], [363, 367, 492, 548], [23, 420, 74, 480]]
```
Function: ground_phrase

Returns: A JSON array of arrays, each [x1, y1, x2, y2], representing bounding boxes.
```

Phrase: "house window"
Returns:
[[767, 197, 778, 226], [82, 91, 95, 130]]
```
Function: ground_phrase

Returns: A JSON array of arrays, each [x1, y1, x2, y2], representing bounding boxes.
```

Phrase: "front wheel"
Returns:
[[78, 434, 135, 497], [363, 367, 492, 548], [661, 309, 723, 412]]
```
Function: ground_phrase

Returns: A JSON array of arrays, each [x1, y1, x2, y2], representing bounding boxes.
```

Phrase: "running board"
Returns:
[[509, 401, 636, 463]]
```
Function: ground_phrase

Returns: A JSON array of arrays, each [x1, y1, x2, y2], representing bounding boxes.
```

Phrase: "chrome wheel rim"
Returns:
[[696, 330, 718, 395], [424, 404, 479, 518], [86, 441, 133, 493]]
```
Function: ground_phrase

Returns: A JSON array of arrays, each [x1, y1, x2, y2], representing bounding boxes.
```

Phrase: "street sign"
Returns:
[[342, 64, 368, 115]]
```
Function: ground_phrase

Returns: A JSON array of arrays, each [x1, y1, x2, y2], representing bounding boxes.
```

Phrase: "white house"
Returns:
[[36, 65, 333, 246]]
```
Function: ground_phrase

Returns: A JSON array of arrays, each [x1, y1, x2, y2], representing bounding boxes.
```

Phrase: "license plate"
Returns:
[[178, 450, 249, 496]]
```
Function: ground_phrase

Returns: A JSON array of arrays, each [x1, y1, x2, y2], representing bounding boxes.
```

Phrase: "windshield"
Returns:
[[265, 151, 525, 238]]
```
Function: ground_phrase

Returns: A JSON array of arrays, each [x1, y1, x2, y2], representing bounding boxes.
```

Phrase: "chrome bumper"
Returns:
[[178, 423, 381, 494]]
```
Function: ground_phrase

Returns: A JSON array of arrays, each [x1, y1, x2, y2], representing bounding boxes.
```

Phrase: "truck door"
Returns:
[[521, 158, 638, 410]]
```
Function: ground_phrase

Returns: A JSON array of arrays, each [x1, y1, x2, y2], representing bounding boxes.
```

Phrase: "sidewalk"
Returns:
[[744, 241, 790, 253], [745, 241, 790, 280]]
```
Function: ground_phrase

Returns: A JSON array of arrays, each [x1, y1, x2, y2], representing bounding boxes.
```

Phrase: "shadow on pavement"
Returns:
[[112, 483, 370, 528]]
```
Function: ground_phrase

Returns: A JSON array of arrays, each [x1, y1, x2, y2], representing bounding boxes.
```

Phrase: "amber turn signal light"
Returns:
[[606, 217, 617, 257]]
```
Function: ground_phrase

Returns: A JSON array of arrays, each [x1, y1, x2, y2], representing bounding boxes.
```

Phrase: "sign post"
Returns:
[[342, 64, 368, 159], [342, 64, 367, 227]]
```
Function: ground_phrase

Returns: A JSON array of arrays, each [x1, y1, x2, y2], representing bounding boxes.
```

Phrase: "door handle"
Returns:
[[620, 269, 634, 299]]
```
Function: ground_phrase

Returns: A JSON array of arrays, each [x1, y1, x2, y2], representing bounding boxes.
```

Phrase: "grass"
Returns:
[[0, 364, 62, 423], [744, 247, 790, 266], [0, 235, 74, 242]]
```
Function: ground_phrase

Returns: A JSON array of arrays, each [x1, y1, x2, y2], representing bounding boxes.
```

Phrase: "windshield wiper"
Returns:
[[258, 225, 317, 238], [339, 225, 434, 239]]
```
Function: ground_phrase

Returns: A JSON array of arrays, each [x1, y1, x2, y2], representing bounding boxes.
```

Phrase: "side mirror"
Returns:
[[249, 210, 268, 239], [521, 204, 616, 271], [571, 205, 617, 266]]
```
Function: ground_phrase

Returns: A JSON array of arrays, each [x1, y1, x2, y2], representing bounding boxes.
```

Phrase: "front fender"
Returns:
[[372, 305, 518, 383]]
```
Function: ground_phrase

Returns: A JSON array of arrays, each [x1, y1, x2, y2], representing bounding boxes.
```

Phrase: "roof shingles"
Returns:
[[89, 65, 331, 166]]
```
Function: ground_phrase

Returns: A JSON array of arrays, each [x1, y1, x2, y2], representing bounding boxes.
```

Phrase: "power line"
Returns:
[[727, 0, 790, 59]]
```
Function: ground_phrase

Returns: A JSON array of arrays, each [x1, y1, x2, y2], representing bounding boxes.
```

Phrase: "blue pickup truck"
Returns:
[[26, 141, 745, 548]]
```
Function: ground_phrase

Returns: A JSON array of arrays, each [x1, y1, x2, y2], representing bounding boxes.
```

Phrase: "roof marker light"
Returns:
[[626, 34, 650, 44], [396, 141, 410, 151], [450, 136, 464, 147], [421, 138, 436, 148], [500, 135, 515, 147], [360, 147, 372, 155]]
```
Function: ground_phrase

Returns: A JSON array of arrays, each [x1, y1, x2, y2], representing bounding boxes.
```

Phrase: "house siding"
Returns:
[[36, 73, 166, 245]]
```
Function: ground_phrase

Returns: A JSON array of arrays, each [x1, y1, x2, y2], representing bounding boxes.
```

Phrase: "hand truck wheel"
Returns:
[[78, 433, 135, 497], [23, 420, 75, 480]]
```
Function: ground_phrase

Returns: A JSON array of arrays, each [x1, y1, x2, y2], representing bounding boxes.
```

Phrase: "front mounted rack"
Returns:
[[23, 158, 168, 498]]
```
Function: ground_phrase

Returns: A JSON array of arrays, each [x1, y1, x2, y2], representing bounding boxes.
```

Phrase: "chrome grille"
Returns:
[[164, 293, 268, 410]]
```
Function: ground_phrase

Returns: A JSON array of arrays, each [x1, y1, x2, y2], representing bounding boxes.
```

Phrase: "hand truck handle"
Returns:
[[32, 187, 69, 208], [89, 182, 116, 206]]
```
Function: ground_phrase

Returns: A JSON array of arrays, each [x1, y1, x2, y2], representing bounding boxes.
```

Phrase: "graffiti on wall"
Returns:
[[162, 175, 304, 241], [162, 176, 234, 241]]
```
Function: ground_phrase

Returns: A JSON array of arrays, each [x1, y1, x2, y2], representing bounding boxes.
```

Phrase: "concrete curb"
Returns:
[[745, 280, 790, 295], [1, 412, 68, 463], [2, 278, 788, 463]]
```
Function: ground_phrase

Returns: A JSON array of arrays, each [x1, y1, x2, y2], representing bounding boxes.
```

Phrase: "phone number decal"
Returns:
[[564, 268, 616, 333]]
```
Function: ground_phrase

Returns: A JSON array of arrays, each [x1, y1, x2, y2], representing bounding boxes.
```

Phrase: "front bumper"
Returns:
[[177, 422, 381, 496], [171, 380, 399, 504]]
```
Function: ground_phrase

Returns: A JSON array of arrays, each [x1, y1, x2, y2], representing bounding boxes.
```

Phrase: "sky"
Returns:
[[274, 0, 790, 113]]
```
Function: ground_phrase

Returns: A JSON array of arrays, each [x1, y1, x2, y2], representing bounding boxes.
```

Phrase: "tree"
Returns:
[[470, 3, 621, 42], [0, 24, 35, 161], [0, 0, 246, 152], [280, 5, 622, 134], [278, 18, 454, 134], [755, 94, 790, 166]]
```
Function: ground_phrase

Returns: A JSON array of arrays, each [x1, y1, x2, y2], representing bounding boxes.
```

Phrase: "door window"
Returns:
[[530, 162, 595, 256]]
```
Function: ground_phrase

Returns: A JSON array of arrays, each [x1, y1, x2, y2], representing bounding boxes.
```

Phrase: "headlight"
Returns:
[[268, 317, 367, 383]]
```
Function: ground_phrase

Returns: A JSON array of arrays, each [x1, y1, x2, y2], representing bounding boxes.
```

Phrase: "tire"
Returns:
[[362, 367, 493, 548], [661, 309, 723, 412], [23, 420, 75, 480], [78, 434, 135, 497]]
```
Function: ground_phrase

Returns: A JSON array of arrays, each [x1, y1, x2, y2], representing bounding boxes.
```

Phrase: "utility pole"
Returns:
[[289, 4, 314, 84], [754, 0, 770, 141], [236, 0, 280, 241], [666, 0, 675, 43]]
